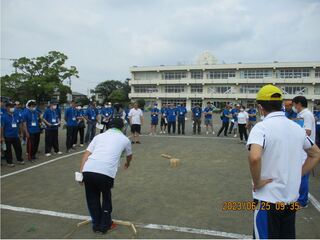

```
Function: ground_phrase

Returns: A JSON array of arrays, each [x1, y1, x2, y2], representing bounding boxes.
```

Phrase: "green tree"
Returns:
[[137, 99, 146, 109], [109, 89, 127, 103], [1, 51, 78, 103], [94, 79, 130, 103]]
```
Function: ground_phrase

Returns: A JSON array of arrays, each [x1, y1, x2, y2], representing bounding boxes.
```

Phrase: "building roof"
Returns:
[[130, 61, 320, 72], [72, 91, 86, 96]]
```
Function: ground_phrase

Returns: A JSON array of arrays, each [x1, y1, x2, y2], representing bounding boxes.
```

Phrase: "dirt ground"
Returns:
[[1, 114, 320, 239]]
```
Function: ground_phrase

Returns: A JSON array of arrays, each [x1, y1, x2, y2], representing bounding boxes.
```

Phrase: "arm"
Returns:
[[302, 143, 320, 176], [23, 122, 30, 138], [79, 150, 92, 173], [248, 144, 272, 191], [124, 140, 133, 169], [0, 126, 4, 142]]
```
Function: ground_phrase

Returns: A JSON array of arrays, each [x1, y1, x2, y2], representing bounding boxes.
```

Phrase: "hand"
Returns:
[[78, 181, 84, 186], [26, 132, 30, 139], [245, 124, 249, 129], [253, 179, 272, 192], [124, 162, 130, 169]]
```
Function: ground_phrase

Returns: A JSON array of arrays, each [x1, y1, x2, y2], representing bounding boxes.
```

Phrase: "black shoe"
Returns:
[[131, 141, 135, 144], [136, 141, 141, 144]]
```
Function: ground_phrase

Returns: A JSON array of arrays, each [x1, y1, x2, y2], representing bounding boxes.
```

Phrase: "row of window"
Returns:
[[135, 68, 320, 80], [133, 84, 319, 95]]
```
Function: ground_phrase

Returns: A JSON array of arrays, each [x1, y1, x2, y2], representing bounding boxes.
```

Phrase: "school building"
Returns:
[[128, 60, 320, 110]]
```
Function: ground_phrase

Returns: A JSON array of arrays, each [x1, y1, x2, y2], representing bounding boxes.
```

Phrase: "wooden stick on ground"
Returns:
[[161, 154, 172, 159]]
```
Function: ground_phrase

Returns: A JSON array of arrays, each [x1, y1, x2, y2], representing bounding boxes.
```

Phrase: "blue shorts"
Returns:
[[151, 119, 159, 125]]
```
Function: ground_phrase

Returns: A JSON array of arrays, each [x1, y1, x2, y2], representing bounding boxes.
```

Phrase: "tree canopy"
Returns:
[[94, 79, 130, 104], [1, 51, 78, 103]]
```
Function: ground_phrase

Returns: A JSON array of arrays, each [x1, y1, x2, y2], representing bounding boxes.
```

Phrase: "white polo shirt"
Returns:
[[247, 111, 314, 204], [128, 108, 143, 125], [237, 111, 249, 124], [298, 108, 316, 142], [83, 129, 132, 178]]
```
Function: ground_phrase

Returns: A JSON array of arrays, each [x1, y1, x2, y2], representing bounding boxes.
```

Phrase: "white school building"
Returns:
[[128, 56, 320, 111]]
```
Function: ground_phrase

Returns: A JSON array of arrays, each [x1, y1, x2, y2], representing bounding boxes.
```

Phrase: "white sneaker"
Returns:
[[163, 131, 166, 134], [80, 144, 84, 147], [212, 131, 215, 135], [72, 144, 76, 148], [206, 131, 209, 135], [234, 134, 237, 138], [56, 151, 63, 155], [45, 153, 51, 157]]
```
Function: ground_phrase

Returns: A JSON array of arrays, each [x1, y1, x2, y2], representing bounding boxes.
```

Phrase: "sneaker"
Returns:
[[163, 131, 166, 134], [206, 131, 209, 135], [45, 153, 52, 157], [101, 222, 118, 234], [17, 161, 25, 165], [234, 134, 237, 138], [131, 141, 135, 144], [136, 141, 141, 144], [56, 151, 63, 155], [7, 163, 15, 167], [80, 144, 84, 147], [160, 131, 163, 134], [22, 140, 26, 145], [72, 144, 76, 148], [212, 131, 215, 135]]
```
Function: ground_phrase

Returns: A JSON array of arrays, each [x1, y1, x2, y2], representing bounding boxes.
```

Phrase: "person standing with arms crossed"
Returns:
[[85, 102, 98, 144], [247, 85, 320, 239], [217, 105, 232, 137], [192, 103, 202, 135], [150, 103, 160, 136], [65, 101, 78, 153], [203, 102, 215, 135], [128, 102, 143, 144], [79, 117, 133, 234], [292, 96, 316, 208]]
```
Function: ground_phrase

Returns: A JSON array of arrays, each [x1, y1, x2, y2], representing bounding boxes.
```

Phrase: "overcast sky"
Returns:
[[1, 0, 320, 94]]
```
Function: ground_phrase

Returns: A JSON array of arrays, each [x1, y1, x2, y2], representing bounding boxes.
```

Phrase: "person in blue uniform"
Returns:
[[217, 105, 232, 137], [228, 104, 240, 137], [85, 102, 99, 143], [315, 110, 320, 147], [150, 103, 160, 136], [166, 104, 178, 134], [100, 102, 114, 133], [177, 103, 187, 135], [1, 102, 24, 167], [42, 101, 62, 156], [284, 100, 297, 119], [65, 101, 78, 152], [192, 104, 202, 135], [160, 104, 168, 134], [203, 102, 215, 135], [247, 106, 257, 132], [14, 101, 25, 144], [23, 100, 41, 161], [75, 104, 86, 147]]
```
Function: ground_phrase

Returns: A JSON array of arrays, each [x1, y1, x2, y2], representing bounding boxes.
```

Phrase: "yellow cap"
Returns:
[[256, 84, 283, 101]]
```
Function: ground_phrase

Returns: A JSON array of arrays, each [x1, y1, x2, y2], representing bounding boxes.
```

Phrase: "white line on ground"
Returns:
[[141, 134, 239, 141], [308, 193, 320, 212], [0, 150, 85, 179], [0, 204, 251, 239]]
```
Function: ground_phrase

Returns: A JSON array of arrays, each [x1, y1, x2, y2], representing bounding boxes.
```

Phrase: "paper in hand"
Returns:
[[75, 172, 83, 182]]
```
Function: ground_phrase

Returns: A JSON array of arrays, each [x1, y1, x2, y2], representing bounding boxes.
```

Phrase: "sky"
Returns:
[[1, 0, 320, 94]]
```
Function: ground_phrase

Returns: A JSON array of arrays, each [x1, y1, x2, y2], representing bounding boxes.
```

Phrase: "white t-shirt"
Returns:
[[128, 108, 143, 125], [83, 129, 132, 178], [237, 111, 249, 124], [247, 111, 314, 204], [298, 108, 316, 142]]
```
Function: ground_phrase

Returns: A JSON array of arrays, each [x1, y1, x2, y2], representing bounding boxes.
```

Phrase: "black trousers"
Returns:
[[45, 129, 59, 153], [76, 127, 85, 145], [66, 126, 78, 150], [5, 137, 23, 164], [83, 172, 114, 232], [85, 121, 96, 143], [228, 121, 235, 133], [238, 124, 248, 141], [178, 118, 185, 134], [253, 199, 296, 239], [217, 122, 229, 136], [27, 132, 40, 159], [167, 121, 176, 134], [193, 118, 201, 134]]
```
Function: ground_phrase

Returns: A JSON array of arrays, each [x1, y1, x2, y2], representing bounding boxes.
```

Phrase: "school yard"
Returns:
[[1, 114, 320, 239]]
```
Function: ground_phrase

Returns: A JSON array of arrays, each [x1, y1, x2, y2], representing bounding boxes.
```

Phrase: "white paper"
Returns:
[[96, 123, 104, 130], [75, 172, 83, 182]]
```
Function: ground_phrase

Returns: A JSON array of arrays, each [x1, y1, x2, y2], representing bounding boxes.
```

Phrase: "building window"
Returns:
[[190, 84, 203, 93], [191, 99, 203, 108], [277, 69, 310, 78], [162, 72, 187, 80], [134, 85, 158, 93], [240, 85, 261, 94], [281, 86, 308, 95], [241, 70, 272, 78], [315, 86, 320, 95], [207, 70, 235, 79], [207, 86, 232, 94], [191, 71, 203, 79], [161, 99, 186, 106], [315, 69, 320, 78], [164, 85, 185, 93]]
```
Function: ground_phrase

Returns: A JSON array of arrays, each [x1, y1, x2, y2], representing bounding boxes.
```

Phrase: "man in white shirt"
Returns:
[[79, 117, 132, 234], [292, 96, 316, 208], [128, 102, 143, 144], [237, 106, 249, 143], [247, 85, 320, 239]]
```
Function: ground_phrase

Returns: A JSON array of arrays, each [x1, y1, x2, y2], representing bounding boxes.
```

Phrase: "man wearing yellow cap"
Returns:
[[247, 84, 320, 239]]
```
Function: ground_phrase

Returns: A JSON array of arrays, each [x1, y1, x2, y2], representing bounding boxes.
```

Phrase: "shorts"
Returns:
[[160, 118, 167, 127], [131, 124, 141, 134], [204, 118, 213, 125], [151, 119, 159, 125]]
